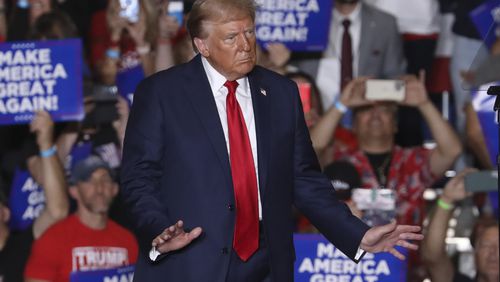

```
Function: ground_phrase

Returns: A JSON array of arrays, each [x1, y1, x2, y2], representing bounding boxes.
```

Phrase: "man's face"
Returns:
[[75, 168, 118, 215], [475, 227, 499, 278], [195, 16, 257, 81], [353, 103, 397, 141]]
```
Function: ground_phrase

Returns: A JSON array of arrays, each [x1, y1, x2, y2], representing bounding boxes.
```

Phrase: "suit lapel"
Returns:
[[183, 57, 271, 199], [184, 55, 232, 187], [248, 70, 271, 198]]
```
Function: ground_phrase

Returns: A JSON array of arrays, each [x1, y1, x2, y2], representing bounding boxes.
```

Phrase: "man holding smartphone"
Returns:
[[310, 73, 462, 226]]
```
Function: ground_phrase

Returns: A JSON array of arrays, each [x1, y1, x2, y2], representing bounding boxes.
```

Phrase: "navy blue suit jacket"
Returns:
[[120, 55, 369, 281]]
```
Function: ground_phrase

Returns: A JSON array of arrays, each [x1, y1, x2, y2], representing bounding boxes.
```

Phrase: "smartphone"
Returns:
[[464, 170, 498, 192], [119, 0, 140, 23], [167, 1, 184, 25], [297, 82, 311, 114], [365, 79, 405, 102]]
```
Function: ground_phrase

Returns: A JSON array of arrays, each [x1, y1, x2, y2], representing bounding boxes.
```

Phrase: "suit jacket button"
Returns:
[[221, 247, 228, 254], [227, 204, 234, 211]]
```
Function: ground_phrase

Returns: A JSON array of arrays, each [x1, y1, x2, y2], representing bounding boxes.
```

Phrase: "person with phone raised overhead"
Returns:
[[89, 0, 158, 83], [421, 169, 499, 282], [310, 72, 462, 226]]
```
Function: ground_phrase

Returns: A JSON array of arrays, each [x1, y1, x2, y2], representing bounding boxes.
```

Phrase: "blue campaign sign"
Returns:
[[470, 0, 500, 48], [471, 83, 498, 165], [8, 168, 45, 231], [0, 39, 84, 125], [116, 64, 144, 106], [70, 265, 134, 282], [294, 234, 407, 282], [471, 84, 499, 218], [255, 0, 333, 51]]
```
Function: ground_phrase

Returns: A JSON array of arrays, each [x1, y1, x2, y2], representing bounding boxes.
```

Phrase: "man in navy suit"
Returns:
[[120, 0, 423, 281]]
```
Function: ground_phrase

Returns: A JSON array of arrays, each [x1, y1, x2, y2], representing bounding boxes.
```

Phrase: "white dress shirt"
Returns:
[[317, 3, 362, 110], [201, 56, 262, 220]]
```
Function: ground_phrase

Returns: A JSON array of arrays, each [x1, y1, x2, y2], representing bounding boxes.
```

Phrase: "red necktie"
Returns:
[[224, 80, 259, 262], [340, 19, 353, 91]]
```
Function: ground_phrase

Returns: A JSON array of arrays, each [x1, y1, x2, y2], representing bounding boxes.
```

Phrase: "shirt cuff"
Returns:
[[149, 246, 161, 261], [354, 247, 366, 262]]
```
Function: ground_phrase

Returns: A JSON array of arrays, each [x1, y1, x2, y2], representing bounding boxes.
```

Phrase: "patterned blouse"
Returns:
[[333, 146, 437, 225]]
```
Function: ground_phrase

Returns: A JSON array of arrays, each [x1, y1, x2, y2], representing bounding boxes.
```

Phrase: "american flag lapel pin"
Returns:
[[260, 88, 267, 96]]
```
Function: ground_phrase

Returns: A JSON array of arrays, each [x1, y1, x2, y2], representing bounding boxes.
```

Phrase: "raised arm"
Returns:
[[29, 111, 69, 239], [421, 169, 473, 282], [309, 77, 371, 152], [112, 95, 130, 150], [402, 72, 462, 176], [155, 1, 180, 72]]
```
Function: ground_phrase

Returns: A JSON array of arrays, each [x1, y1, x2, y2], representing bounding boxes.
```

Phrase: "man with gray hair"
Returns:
[[121, 0, 424, 281]]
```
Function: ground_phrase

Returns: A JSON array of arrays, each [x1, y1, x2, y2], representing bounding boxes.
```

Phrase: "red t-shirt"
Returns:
[[25, 214, 138, 282]]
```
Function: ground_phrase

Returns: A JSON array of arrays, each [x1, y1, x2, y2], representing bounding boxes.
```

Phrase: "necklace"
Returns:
[[375, 153, 392, 187]]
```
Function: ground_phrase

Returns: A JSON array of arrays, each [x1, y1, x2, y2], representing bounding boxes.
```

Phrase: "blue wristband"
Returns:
[[334, 100, 348, 113], [106, 48, 120, 59], [40, 145, 57, 158]]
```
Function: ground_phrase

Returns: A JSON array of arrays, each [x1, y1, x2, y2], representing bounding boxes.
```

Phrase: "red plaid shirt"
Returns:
[[333, 146, 437, 225]]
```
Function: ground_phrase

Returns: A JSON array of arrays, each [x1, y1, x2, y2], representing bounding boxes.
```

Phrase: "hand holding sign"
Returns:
[[30, 110, 54, 151], [152, 220, 203, 254], [360, 220, 423, 260]]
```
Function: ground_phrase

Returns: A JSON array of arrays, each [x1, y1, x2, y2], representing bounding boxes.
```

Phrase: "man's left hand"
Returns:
[[400, 70, 430, 108], [360, 220, 423, 260]]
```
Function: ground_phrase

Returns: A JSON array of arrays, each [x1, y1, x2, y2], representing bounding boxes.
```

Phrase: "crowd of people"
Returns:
[[0, 0, 497, 281]]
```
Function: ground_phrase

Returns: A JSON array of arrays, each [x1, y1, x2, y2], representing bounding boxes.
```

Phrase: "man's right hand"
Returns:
[[152, 220, 203, 254]]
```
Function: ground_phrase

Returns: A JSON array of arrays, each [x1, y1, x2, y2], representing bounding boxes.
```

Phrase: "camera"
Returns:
[[83, 85, 119, 126]]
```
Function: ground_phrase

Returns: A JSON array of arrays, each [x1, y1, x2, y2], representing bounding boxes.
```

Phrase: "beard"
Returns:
[[81, 195, 113, 215]]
